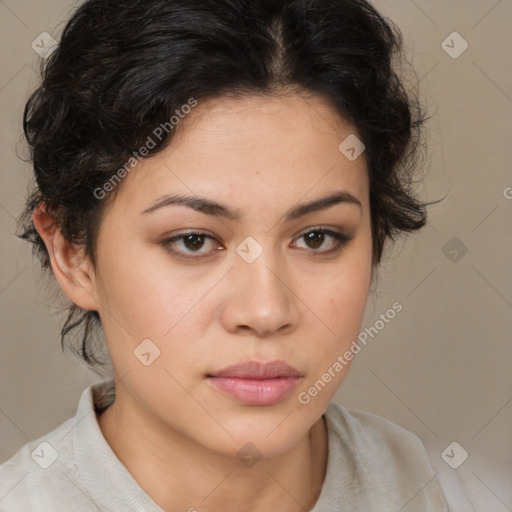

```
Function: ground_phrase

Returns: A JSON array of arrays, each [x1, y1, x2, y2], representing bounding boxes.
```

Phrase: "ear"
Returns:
[[32, 203, 99, 312]]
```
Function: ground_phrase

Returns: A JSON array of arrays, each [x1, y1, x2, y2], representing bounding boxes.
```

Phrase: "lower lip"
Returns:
[[208, 376, 301, 406]]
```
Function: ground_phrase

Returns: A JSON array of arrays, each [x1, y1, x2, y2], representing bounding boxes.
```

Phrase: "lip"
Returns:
[[207, 360, 303, 406]]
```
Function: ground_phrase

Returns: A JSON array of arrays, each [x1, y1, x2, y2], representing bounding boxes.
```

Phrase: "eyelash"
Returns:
[[160, 227, 353, 261]]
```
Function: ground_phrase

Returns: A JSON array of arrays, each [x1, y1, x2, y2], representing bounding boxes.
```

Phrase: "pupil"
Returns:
[[184, 234, 204, 251], [306, 231, 323, 249]]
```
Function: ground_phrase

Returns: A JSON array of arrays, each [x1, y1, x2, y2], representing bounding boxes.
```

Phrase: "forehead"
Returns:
[[110, 92, 369, 216]]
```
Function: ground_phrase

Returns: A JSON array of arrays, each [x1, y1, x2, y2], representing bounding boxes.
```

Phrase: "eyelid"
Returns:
[[294, 224, 348, 239]]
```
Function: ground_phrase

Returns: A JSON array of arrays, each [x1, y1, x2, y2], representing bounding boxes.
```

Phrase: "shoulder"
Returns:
[[0, 420, 89, 511], [0, 386, 103, 512], [325, 401, 429, 456], [321, 402, 451, 511]]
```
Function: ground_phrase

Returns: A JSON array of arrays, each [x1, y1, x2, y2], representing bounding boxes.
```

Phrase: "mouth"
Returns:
[[207, 360, 303, 406]]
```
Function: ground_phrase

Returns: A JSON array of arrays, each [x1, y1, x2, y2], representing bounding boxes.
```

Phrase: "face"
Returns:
[[89, 91, 373, 458]]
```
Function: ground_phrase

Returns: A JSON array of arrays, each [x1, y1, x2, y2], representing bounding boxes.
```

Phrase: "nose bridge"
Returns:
[[223, 237, 299, 336], [236, 237, 287, 301]]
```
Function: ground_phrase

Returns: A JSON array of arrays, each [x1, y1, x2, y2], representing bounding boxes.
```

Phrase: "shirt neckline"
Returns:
[[72, 378, 338, 512]]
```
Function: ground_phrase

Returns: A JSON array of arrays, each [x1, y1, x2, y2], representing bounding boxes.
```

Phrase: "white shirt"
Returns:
[[0, 378, 452, 511]]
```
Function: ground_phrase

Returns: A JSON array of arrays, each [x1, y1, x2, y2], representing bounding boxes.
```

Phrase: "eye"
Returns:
[[161, 231, 223, 260], [292, 228, 352, 255]]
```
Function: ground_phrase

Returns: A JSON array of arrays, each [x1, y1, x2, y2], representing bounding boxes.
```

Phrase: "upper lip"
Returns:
[[209, 360, 302, 379]]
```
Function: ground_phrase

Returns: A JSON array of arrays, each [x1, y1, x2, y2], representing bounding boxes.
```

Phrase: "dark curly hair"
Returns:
[[17, 0, 438, 373]]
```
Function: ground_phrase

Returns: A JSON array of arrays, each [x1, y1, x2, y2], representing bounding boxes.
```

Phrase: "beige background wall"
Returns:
[[1, 1, 511, 510]]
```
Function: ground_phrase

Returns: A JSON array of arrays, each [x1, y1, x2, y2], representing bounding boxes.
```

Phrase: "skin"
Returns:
[[33, 90, 373, 512]]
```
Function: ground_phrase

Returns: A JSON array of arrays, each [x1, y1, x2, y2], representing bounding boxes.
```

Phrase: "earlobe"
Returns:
[[32, 203, 99, 312]]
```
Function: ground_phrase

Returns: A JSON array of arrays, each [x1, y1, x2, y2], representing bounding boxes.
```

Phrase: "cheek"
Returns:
[[95, 240, 218, 362], [302, 243, 372, 363], [308, 275, 369, 361], [296, 274, 371, 408], [315, 242, 372, 327]]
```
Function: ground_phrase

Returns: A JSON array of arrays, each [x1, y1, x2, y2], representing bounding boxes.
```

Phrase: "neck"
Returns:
[[97, 386, 328, 512]]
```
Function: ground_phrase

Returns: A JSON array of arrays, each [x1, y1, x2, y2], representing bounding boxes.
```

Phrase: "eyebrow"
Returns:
[[140, 190, 362, 221]]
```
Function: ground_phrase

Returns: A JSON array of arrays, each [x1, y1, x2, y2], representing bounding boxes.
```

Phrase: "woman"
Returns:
[[0, 0, 453, 510]]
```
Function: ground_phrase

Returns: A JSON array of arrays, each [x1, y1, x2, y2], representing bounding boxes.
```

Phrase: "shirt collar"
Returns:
[[72, 378, 165, 511]]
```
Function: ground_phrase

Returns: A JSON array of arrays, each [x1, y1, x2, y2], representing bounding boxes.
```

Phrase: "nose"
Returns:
[[219, 248, 301, 338]]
